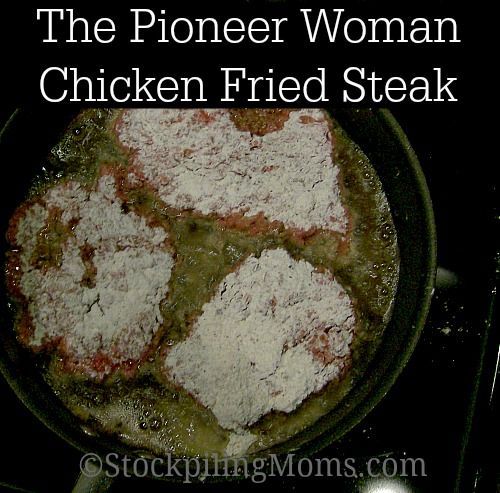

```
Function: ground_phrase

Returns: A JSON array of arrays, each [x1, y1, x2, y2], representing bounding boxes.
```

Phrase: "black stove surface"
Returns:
[[0, 106, 497, 493]]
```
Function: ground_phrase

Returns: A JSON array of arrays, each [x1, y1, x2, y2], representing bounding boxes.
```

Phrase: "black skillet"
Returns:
[[0, 108, 436, 491]]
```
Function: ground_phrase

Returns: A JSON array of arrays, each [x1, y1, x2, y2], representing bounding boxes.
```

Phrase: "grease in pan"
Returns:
[[5, 108, 399, 457]]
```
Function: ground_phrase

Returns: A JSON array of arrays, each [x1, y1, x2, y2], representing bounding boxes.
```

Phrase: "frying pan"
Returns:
[[0, 108, 436, 491]]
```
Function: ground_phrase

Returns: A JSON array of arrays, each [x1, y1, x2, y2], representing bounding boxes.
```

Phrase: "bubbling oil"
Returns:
[[21, 109, 398, 458]]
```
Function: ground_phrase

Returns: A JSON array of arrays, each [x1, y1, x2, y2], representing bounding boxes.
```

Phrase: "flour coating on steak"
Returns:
[[115, 109, 347, 233], [8, 173, 174, 379], [164, 248, 355, 431]]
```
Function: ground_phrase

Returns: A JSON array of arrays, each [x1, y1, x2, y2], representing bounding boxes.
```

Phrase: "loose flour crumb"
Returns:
[[165, 248, 355, 434], [225, 430, 257, 457], [115, 109, 347, 233], [10, 173, 174, 379]]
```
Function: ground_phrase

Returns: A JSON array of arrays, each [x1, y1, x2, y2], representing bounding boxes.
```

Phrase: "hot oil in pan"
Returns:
[[8, 109, 398, 457]]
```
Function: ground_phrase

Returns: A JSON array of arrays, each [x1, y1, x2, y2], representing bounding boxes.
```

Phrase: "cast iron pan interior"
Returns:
[[0, 108, 436, 475]]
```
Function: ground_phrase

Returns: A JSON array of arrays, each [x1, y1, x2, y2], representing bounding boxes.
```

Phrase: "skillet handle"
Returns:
[[71, 467, 115, 493]]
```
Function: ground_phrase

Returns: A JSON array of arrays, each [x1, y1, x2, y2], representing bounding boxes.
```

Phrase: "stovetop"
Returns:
[[0, 106, 497, 493]]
